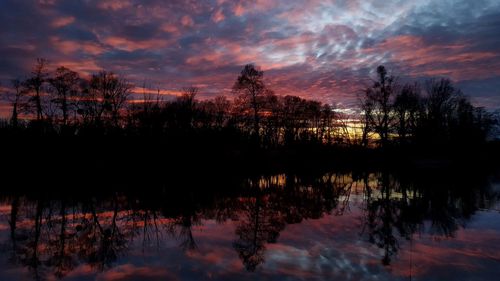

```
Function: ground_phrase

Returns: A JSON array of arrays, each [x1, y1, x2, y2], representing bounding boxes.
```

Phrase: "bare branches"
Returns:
[[0, 61, 494, 148], [233, 64, 266, 137]]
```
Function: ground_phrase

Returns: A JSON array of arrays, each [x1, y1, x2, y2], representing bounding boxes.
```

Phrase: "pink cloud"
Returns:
[[365, 35, 500, 80], [51, 37, 105, 55], [51, 16, 75, 28], [98, 0, 133, 11], [102, 37, 169, 52], [53, 59, 102, 76], [161, 23, 180, 35], [212, 8, 225, 23], [233, 3, 245, 17], [1, 0, 499, 110], [181, 15, 194, 27]]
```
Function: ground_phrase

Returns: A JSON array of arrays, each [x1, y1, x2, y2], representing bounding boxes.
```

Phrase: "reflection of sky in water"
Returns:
[[0, 201, 499, 281]]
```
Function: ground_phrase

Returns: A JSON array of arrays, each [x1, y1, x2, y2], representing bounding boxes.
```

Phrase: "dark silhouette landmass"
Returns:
[[0, 60, 499, 177]]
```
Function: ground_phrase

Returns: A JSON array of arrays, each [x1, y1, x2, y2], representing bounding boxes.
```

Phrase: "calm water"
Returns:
[[1, 170, 500, 281]]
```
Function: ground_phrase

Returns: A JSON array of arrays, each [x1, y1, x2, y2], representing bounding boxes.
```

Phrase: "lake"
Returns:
[[1, 169, 499, 281]]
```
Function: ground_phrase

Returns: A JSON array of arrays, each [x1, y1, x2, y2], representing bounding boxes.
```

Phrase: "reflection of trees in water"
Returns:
[[165, 212, 201, 252], [233, 172, 360, 271], [1, 170, 498, 279], [233, 195, 285, 271], [364, 173, 406, 266], [6, 195, 129, 280], [84, 196, 127, 271], [361, 171, 498, 266]]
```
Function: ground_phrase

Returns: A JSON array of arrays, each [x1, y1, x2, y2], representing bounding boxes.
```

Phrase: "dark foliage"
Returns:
[[0, 60, 498, 165]]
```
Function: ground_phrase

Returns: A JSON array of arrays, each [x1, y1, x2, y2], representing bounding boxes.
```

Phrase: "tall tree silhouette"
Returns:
[[233, 64, 266, 138], [416, 78, 489, 145], [10, 79, 26, 128], [393, 83, 421, 143], [80, 71, 132, 128], [213, 95, 231, 129], [176, 86, 198, 129], [48, 67, 80, 126], [25, 58, 49, 121], [362, 65, 397, 147], [359, 93, 374, 147]]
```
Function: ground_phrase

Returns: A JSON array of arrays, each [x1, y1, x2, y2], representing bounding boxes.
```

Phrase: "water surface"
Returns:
[[1, 171, 499, 281]]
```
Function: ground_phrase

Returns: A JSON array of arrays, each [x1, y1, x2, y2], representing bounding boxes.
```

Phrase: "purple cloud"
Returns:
[[1, 0, 499, 116]]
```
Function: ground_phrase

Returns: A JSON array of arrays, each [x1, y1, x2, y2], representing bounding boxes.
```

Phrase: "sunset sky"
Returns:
[[1, 0, 500, 110]]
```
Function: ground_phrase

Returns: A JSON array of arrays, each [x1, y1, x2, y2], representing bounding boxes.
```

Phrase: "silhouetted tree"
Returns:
[[362, 65, 397, 147], [128, 85, 165, 136], [9, 79, 26, 128], [213, 95, 231, 129], [48, 67, 80, 126], [176, 86, 198, 129], [393, 83, 421, 143], [233, 64, 266, 138], [25, 58, 49, 121], [359, 94, 374, 147], [0, 60, 495, 153], [79, 71, 132, 128]]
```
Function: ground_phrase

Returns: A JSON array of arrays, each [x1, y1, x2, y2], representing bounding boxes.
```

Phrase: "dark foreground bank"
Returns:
[[1, 136, 499, 190]]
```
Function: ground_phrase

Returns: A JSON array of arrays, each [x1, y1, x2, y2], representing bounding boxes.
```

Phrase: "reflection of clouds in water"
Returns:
[[1, 210, 499, 281], [0, 170, 499, 280], [96, 264, 177, 281], [466, 211, 500, 232], [260, 211, 393, 280], [0, 205, 11, 233], [389, 228, 500, 281], [261, 211, 500, 281], [490, 182, 500, 195]]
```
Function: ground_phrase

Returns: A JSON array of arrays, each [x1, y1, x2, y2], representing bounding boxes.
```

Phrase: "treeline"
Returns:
[[359, 65, 497, 148], [1, 59, 350, 147], [1, 59, 497, 149]]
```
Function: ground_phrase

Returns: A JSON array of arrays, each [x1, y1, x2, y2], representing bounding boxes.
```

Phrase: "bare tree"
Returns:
[[25, 58, 49, 121], [420, 78, 463, 143], [85, 71, 132, 127], [10, 79, 27, 128], [393, 83, 421, 143], [213, 95, 231, 128], [180, 86, 198, 106], [48, 67, 80, 126], [425, 78, 456, 123], [362, 65, 397, 147], [176, 86, 198, 129], [233, 64, 266, 137], [359, 93, 374, 147]]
